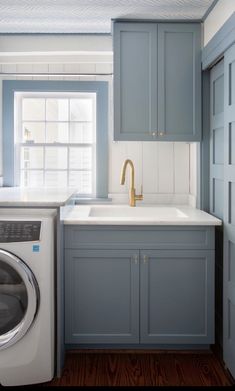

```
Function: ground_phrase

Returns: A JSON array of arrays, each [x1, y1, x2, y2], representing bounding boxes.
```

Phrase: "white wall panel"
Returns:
[[1, 64, 17, 73], [48, 64, 65, 80], [174, 143, 189, 194], [158, 143, 174, 193], [15, 64, 35, 80], [190, 143, 197, 196], [126, 142, 142, 194], [109, 142, 128, 194], [204, 0, 235, 46], [95, 63, 113, 74], [143, 142, 158, 194], [32, 64, 49, 80]]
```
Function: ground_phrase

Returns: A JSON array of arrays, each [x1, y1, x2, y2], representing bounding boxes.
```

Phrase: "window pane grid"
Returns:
[[19, 95, 96, 194], [20, 168, 92, 172], [20, 143, 93, 147], [21, 120, 92, 123]]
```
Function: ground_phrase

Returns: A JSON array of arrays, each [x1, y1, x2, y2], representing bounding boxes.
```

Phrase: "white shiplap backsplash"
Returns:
[[0, 61, 197, 205]]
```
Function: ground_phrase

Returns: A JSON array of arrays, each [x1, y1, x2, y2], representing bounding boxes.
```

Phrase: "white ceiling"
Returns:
[[0, 0, 216, 34]]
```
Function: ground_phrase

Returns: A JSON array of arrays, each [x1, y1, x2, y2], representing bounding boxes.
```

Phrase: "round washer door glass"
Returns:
[[0, 249, 39, 350]]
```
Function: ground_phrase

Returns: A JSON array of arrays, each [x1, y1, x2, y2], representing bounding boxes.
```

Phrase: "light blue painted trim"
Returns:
[[56, 208, 64, 377], [95, 82, 108, 198], [2, 83, 15, 186], [202, 0, 220, 22], [196, 142, 201, 209], [200, 70, 211, 212], [202, 12, 235, 70], [2, 80, 108, 197]]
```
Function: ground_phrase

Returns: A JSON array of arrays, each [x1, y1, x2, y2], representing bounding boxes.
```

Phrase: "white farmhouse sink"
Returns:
[[88, 205, 187, 219]]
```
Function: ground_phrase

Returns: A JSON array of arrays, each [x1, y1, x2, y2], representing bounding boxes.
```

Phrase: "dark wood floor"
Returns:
[[42, 349, 234, 387]]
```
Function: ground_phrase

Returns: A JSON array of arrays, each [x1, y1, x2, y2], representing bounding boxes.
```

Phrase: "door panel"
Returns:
[[223, 43, 235, 378], [140, 250, 214, 344], [210, 60, 224, 219], [158, 24, 201, 140], [65, 249, 139, 344], [210, 60, 224, 350], [113, 22, 157, 140]]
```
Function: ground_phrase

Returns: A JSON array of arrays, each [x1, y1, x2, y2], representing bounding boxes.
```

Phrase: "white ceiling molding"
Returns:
[[0, 34, 113, 64], [0, 35, 112, 53], [0, 0, 215, 34]]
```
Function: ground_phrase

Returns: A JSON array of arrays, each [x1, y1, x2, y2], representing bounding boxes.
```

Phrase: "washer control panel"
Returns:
[[0, 221, 41, 242]]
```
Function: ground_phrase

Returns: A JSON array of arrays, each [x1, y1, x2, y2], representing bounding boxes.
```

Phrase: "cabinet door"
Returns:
[[158, 24, 201, 141], [113, 22, 158, 141], [65, 249, 139, 344], [140, 250, 214, 344], [210, 60, 224, 219]]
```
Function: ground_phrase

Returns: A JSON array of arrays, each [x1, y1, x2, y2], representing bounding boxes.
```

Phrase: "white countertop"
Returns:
[[62, 204, 222, 226], [0, 187, 77, 207]]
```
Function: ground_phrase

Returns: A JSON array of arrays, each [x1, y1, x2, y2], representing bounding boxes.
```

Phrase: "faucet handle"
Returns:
[[135, 185, 143, 201]]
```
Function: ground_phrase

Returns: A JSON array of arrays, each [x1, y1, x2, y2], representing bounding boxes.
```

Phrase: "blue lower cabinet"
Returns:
[[140, 250, 214, 344], [64, 226, 215, 346], [65, 249, 139, 344]]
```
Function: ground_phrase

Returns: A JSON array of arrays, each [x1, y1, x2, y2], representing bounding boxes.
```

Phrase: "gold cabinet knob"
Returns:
[[143, 255, 148, 264], [133, 254, 138, 264]]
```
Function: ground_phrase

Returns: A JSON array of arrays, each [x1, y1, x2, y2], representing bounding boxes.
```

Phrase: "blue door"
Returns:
[[223, 43, 235, 378]]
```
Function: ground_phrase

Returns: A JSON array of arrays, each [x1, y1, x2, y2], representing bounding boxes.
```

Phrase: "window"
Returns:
[[3, 81, 108, 197], [16, 93, 96, 195]]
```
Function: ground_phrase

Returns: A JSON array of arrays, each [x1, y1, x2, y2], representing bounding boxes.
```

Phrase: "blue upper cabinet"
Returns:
[[158, 24, 201, 141], [113, 22, 202, 141], [113, 22, 158, 141]]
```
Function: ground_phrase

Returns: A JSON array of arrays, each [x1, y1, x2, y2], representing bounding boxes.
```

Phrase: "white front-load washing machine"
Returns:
[[0, 209, 56, 386]]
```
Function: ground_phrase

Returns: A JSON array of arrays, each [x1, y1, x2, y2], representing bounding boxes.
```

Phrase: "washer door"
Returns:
[[0, 249, 39, 350]]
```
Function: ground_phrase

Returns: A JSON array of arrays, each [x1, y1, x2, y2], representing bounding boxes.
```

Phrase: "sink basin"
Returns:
[[88, 205, 188, 219]]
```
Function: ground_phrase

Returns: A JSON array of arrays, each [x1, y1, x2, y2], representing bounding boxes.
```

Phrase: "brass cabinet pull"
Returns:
[[152, 131, 164, 137], [133, 254, 138, 264], [143, 255, 148, 264]]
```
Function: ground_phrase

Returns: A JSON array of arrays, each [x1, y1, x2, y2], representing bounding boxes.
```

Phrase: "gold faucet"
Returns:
[[120, 159, 143, 207]]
